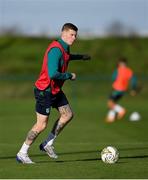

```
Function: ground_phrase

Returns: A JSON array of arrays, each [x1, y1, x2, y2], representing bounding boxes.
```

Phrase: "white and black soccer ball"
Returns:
[[101, 146, 119, 164], [129, 112, 141, 121]]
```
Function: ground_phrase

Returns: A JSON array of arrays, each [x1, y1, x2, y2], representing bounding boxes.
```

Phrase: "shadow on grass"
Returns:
[[0, 149, 98, 160], [0, 147, 148, 164], [37, 154, 148, 164]]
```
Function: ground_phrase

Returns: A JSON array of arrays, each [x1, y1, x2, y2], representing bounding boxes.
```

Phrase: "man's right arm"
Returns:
[[112, 70, 118, 82]]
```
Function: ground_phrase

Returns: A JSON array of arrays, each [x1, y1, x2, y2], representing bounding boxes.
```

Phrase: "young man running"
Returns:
[[16, 23, 91, 163], [106, 57, 137, 123]]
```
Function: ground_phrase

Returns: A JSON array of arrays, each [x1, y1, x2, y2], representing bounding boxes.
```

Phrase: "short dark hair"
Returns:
[[118, 57, 127, 64], [62, 23, 78, 32]]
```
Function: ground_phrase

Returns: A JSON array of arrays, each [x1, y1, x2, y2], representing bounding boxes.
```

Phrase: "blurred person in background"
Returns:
[[106, 57, 138, 123], [16, 23, 91, 164]]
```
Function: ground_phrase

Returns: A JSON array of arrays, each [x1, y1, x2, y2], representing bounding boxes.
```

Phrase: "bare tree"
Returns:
[[105, 21, 138, 37]]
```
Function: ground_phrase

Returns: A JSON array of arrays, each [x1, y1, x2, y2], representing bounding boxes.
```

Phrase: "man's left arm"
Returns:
[[130, 75, 138, 96], [69, 54, 91, 61]]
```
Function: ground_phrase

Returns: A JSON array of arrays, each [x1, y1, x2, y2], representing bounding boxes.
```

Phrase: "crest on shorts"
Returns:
[[46, 108, 50, 114]]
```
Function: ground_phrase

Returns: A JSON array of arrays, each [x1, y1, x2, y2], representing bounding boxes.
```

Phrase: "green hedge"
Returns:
[[0, 36, 148, 76]]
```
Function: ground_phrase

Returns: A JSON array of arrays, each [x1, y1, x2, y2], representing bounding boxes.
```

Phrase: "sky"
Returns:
[[0, 0, 147, 36]]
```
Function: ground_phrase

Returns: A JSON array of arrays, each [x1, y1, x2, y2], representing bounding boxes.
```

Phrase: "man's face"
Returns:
[[61, 29, 77, 46]]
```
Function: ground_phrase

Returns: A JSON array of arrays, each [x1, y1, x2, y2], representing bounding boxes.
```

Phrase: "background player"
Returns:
[[106, 57, 137, 123]]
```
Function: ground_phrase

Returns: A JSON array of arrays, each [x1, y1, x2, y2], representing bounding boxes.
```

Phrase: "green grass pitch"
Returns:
[[0, 81, 148, 179]]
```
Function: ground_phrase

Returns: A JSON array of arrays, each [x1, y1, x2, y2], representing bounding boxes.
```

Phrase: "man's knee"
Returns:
[[61, 111, 74, 122], [34, 121, 47, 133], [40, 122, 47, 131], [108, 100, 115, 109], [68, 111, 74, 120], [36, 113, 48, 132]]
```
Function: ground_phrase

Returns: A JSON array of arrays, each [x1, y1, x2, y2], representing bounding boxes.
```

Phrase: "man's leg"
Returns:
[[106, 99, 116, 123], [106, 91, 126, 122], [114, 104, 126, 120], [16, 113, 48, 164], [40, 104, 73, 158]]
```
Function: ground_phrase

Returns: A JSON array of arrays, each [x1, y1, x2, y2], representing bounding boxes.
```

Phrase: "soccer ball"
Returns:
[[101, 146, 119, 164], [129, 112, 141, 121]]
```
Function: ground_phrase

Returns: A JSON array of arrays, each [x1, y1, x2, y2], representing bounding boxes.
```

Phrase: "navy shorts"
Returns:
[[109, 90, 125, 102], [34, 88, 69, 115]]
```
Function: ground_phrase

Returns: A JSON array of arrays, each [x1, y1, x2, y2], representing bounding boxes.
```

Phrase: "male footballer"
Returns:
[[16, 23, 91, 163]]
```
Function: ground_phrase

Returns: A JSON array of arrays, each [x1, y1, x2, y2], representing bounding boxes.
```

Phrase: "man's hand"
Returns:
[[70, 73, 76, 80], [82, 54, 91, 60], [130, 90, 137, 96], [130, 85, 142, 96]]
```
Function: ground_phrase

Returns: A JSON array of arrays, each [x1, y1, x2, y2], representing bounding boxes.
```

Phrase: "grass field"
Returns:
[[0, 79, 148, 179]]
